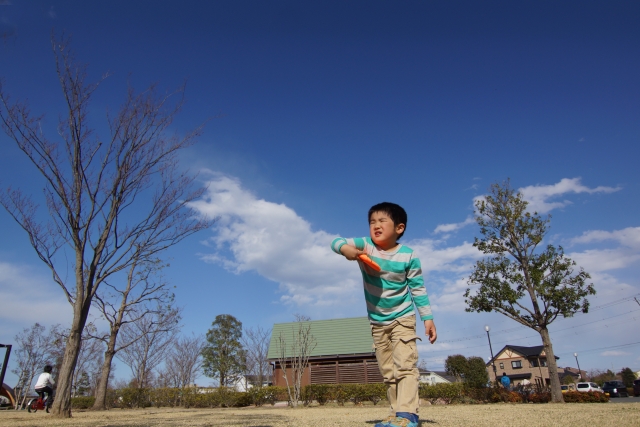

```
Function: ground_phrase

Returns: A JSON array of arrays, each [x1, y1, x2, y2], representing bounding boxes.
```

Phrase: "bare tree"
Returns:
[[0, 36, 213, 417], [48, 324, 105, 398], [160, 334, 205, 388], [11, 324, 54, 409], [240, 326, 271, 388], [276, 320, 316, 407], [116, 307, 181, 388], [90, 259, 175, 409]]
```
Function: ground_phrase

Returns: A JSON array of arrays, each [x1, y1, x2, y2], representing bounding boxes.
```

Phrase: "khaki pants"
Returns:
[[371, 315, 420, 415]]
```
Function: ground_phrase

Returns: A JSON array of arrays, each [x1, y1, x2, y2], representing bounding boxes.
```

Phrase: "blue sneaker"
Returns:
[[374, 416, 396, 427], [385, 416, 418, 427]]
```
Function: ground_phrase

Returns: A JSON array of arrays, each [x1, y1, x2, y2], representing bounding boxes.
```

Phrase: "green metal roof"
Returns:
[[267, 317, 374, 360]]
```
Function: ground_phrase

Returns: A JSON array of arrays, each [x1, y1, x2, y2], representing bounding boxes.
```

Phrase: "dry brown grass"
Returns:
[[1, 402, 639, 427]]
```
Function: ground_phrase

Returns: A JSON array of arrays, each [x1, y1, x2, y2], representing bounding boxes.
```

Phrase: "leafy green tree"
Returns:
[[445, 354, 489, 388], [202, 314, 246, 387], [464, 181, 595, 403], [465, 356, 490, 389], [619, 367, 636, 388], [444, 354, 468, 383]]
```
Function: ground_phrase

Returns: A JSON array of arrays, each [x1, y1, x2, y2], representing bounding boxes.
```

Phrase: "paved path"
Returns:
[[609, 395, 640, 403]]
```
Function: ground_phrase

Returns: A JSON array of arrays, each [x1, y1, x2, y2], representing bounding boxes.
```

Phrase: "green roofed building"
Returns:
[[267, 317, 383, 387]]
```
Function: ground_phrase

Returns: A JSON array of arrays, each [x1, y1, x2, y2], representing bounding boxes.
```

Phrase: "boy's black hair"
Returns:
[[44, 365, 53, 373], [368, 202, 407, 239]]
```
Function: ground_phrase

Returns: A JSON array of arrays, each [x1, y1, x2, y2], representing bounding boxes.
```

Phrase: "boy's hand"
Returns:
[[424, 320, 437, 344], [340, 245, 364, 261]]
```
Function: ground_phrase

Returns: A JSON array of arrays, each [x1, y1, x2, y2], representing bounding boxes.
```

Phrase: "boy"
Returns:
[[34, 365, 55, 408], [331, 202, 436, 427]]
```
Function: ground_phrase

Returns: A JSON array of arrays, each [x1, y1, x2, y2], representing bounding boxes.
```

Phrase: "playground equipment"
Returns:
[[0, 344, 15, 408]]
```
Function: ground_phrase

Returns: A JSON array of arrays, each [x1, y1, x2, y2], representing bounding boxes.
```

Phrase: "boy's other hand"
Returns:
[[424, 320, 437, 344], [340, 245, 364, 261]]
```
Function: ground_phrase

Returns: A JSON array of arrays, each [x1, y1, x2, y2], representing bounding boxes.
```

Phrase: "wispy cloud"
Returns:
[[572, 227, 640, 250], [188, 173, 482, 315], [518, 178, 620, 214], [434, 217, 475, 234], [0, 261, 71, 338], [188, 172, 362, 311], [600, 351, 630, 357], [569, 248, 640, 272]]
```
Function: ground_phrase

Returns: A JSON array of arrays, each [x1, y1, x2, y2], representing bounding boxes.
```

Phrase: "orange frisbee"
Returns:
[[358, 254, 381, 272]]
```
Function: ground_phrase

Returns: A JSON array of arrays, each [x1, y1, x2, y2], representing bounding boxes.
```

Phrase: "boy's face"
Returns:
[[369, 211, 405, 249]]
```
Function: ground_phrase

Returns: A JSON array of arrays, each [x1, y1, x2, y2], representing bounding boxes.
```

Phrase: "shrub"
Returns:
[[118, 387, 151, 408], [364, 383, 387, 405], [528, 391, 551, 403], [70, 396, 95, 409], [151, 387, 181, 408], [563, 391, 609, 403], [304, 384, 332, 405], [419, 383, 464, 404], [233, 391, 252, 407]]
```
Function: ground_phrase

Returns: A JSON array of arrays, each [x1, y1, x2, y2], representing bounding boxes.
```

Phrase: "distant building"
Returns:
[[267, 317, 383, 387], [418, 370, 454, 385], [486, 345, 560, 387], [230, 375, 272, 392]]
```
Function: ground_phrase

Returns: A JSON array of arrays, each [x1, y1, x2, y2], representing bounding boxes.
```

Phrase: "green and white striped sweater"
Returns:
[[331, 236, 433, 325]]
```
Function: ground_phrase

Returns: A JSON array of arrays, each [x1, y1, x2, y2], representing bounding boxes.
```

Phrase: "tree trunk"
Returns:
[[539, 327, 564, 403], [51, 290, 92, 417], [50, 310, 85, 416], [92, 347, 116, 410]]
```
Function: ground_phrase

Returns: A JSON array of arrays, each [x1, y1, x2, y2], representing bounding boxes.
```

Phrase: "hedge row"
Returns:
[[418, 383, 609, 404], [75, 383, 608, 409], [98, 384, 388, 409], [562, 391, 609, 403]]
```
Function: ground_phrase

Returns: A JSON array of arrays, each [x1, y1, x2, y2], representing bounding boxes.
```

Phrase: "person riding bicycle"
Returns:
[[34, 365, 55, 407]]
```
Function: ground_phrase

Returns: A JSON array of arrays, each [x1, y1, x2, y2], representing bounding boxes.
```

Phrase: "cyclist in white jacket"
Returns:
[[34, 365, 55, 406]]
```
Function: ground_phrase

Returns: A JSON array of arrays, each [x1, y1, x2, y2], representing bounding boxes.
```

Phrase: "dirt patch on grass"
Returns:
[[1, 402, 639, 427]]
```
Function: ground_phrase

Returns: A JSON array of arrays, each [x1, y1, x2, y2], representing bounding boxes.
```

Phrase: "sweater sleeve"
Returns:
[[406, 255, 433, 321], [330, 237, 366, 254]]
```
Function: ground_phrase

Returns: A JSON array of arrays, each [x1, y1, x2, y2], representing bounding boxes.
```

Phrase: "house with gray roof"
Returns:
[[487, 345, 561, 387]]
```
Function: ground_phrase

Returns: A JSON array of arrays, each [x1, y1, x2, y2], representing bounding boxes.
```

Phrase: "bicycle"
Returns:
[[27, 390, 53, 413]]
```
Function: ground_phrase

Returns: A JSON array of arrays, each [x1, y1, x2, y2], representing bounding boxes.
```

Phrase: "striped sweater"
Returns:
[[331, 236, 433, 325]]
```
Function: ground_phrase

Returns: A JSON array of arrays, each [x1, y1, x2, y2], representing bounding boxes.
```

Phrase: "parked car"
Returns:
[[602, 380, 629, 397], [576, 382, 603, 393], [634, 379, 640, 397]]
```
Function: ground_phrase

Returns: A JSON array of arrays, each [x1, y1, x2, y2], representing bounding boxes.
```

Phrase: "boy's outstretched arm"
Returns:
[[339, 244, 364, 261], [424, 319, 437, 344]]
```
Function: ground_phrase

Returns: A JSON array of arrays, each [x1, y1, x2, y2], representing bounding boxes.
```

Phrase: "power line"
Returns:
[[433, 293, 640, 345]]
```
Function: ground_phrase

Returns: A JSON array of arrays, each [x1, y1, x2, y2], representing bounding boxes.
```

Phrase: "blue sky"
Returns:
[[1, 1, 639, 386]]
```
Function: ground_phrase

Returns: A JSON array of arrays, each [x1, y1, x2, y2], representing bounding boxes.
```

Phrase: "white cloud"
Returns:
[[518, 178, 620, 214], [600, 351, 630, 357], [0, 261, 71, 341], [408, 239, 479, 274], [572, 227, 640, 250], [188, 172, 362, 310], [569, 248, 640, 272], [187, 173, 484, 316], [434, 217, 475, 234]]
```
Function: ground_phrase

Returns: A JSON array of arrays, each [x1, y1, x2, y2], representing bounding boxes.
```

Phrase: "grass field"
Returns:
[[1, 403, 639, 427]]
